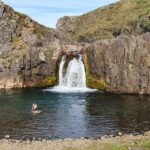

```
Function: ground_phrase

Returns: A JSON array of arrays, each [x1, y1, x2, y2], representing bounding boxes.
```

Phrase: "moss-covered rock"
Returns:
[[87, 77, 106, 90], [83, 54, 106, 91], [46, 76, 57, 86]]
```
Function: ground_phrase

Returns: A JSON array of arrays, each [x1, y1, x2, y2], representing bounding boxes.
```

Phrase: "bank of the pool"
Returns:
[[0, 131, 150, 150]]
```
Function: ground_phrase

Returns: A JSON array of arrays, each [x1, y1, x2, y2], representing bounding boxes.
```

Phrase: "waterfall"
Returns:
[[59, 55, 86, 88], [45, 54, 96, 93], [59, 55, 66, 86]]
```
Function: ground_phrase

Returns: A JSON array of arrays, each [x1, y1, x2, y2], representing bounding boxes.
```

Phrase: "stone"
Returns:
[[118, 132, 122, 136], [0, 1, 4, 18], [0, 66, 3, 72], [39, 52, 45, 62], [100, 136, 105, 140], [5, 135, 10, 139]]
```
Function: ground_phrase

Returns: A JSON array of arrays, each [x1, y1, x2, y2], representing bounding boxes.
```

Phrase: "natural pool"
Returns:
[[0, 88, 150, 140]]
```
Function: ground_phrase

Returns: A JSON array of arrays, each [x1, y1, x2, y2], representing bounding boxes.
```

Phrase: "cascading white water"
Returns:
[[59, 55, 66, 86], [59, 55, 86, 88], [45, 54, 96, 93]]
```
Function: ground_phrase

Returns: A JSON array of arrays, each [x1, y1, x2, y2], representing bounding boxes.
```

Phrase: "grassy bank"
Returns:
[[0, 132, 150, 150]]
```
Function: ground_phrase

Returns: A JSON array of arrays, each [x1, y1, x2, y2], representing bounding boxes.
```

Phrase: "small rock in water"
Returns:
[[5, 135, 10, 139], [118, 132, 122, 136]]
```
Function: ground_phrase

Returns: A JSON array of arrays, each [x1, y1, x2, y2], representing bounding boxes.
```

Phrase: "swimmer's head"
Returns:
[[32, 103, 37, 111]]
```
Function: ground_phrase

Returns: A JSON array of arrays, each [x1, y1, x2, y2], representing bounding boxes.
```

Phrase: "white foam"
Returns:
[[44, 86, 97, 93], [44, 55, 97, 93]]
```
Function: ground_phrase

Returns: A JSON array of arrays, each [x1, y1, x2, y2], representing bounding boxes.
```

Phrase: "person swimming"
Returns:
[[31, 103, 41, 114], [32, 103, 37, 111]]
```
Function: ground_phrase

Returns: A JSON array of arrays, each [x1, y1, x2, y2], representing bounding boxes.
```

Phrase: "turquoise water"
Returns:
[[0, 88, 150, 139]]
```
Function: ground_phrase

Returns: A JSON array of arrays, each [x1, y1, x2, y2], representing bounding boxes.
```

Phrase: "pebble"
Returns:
[[5, 135, 10, 139], [100, 136, 105, 140], [118, 132, 122, 136], [109, 135, 113, 138], [129, 134, 133, 137]]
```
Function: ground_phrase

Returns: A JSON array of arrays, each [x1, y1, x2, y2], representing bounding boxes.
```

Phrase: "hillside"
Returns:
[[57, 0, 150, 42]]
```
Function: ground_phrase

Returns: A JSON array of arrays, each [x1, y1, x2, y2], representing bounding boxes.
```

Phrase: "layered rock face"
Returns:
[[83, 33, 150, 94], [0, 1, 61, 88]]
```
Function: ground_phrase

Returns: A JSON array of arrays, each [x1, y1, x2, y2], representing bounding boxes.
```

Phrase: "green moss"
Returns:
[[87, 77, 106, 90], [46, 76, 57, 86], [84, 56, 106, 90]]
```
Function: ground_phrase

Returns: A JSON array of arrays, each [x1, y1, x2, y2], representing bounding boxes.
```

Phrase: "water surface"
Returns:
[[0, 88, 150, 139]]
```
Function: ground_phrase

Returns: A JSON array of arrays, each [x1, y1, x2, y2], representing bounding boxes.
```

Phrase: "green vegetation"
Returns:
[[34, 23, 54, 37], [64, 0, 150, 42], [87, 77, 106, 90], [140, 18, 150, 32], [44, 49, 53, 61], [62, 139, 150, 150], [46, 76, 57, 86], [84, 56, 106, 90], [12, 36, 27, 57]]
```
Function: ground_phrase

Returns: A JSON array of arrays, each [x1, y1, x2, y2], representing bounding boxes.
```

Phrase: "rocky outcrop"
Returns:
[[83, 32, 150, 94], [0, 1, 61, 89]]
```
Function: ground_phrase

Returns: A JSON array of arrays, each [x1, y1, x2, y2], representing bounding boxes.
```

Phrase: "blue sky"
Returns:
[[3, 0, 119, 28]]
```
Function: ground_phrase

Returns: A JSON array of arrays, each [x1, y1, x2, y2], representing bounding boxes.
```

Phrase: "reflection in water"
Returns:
[[0, 89, 150, 139]]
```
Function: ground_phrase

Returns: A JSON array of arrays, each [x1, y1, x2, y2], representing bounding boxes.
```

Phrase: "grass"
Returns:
[[62, 139, 150, 150], [61, 0, 150, 42]]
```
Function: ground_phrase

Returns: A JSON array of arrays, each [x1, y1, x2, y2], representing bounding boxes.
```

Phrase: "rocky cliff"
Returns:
[[83, 33, 150, 94], [0, 0, 62, 88], [0, 0, 150, 94]]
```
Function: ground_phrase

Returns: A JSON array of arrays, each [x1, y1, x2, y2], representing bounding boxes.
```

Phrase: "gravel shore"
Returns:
[[0, 132, 150, 150]]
